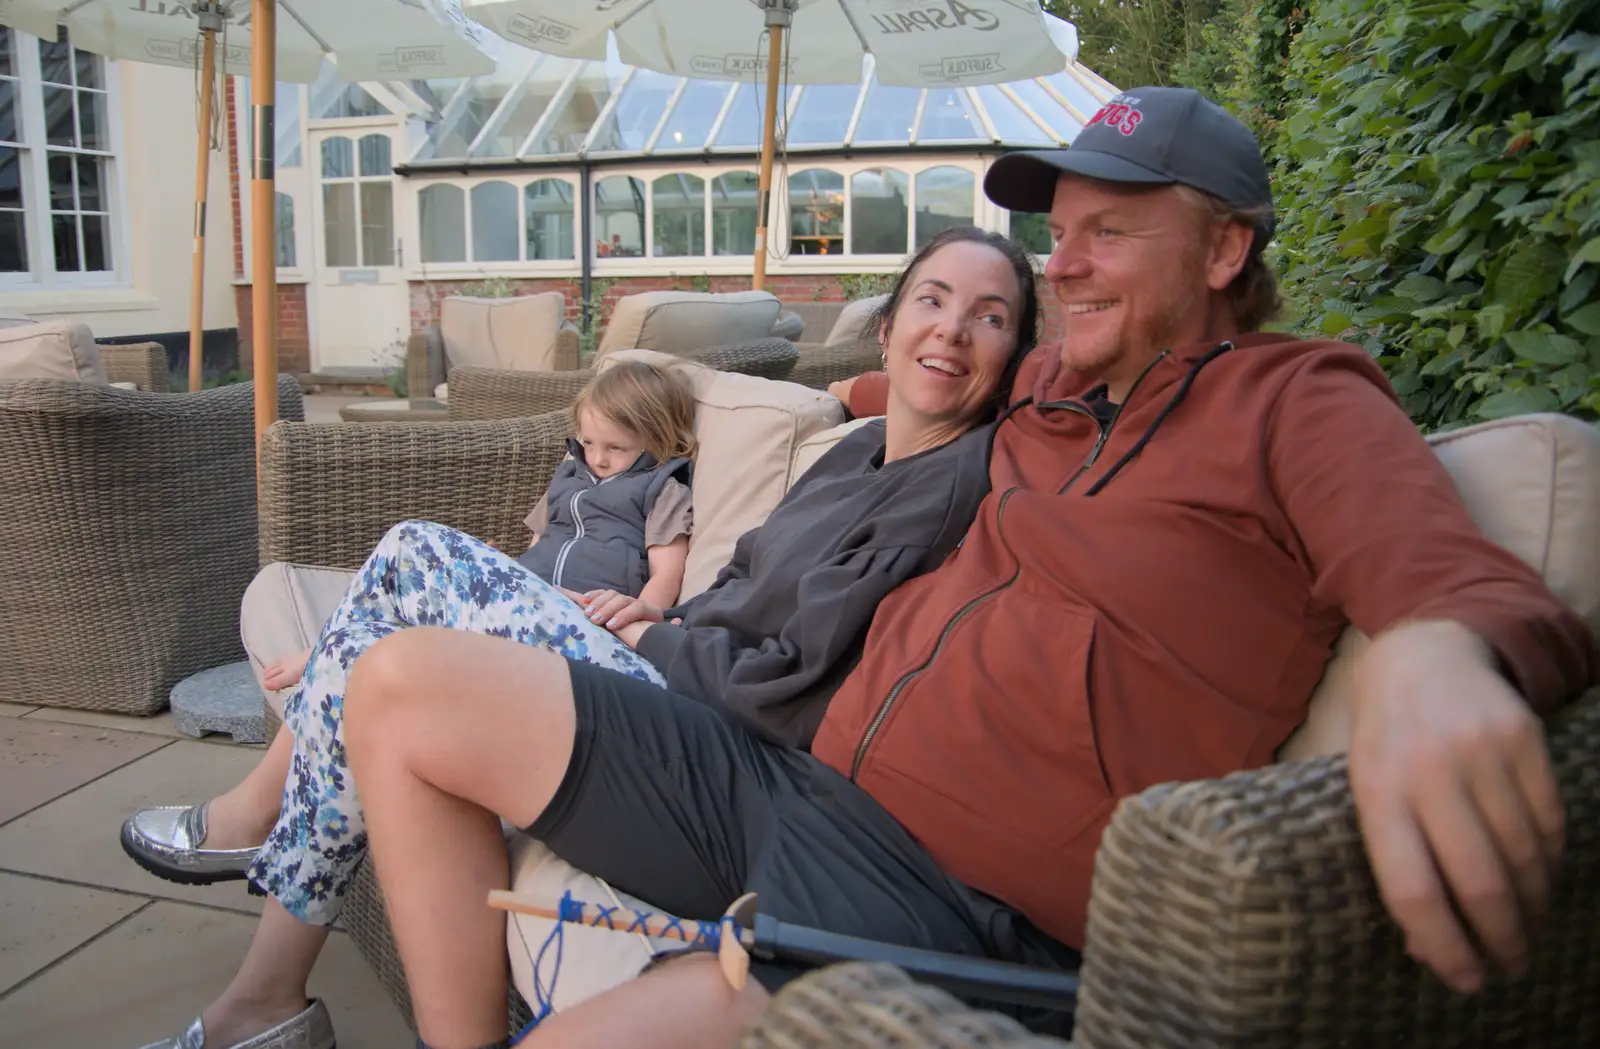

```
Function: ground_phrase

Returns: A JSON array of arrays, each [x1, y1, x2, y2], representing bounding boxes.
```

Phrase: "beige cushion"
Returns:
[[239, 562, 355, 720], [824, 294, 890, 348], [0, 310, 38, 330], [602, 348, 844, 599], [441, 293, 574, 374], [1280, 414, 1600, 761], [789, 417, 878, 483], [0, 320, 107, 384], [595, 290, 781, 363]]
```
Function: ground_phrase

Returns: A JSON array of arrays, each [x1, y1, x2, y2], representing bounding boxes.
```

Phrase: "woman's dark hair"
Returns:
[[868, 226, 1041, 414]]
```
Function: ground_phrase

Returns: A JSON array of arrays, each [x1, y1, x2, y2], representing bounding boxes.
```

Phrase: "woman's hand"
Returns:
[[581, 590, 665, 632], [262, 647, 312, 691]]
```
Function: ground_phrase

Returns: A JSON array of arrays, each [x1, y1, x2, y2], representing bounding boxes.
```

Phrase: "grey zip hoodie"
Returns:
[[635, 419, 993, 749]]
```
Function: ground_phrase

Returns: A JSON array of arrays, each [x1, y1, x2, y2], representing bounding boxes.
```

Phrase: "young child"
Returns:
[[260, 360, 696, 691]]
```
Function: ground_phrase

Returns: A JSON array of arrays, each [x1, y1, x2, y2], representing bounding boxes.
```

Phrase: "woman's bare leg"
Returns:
[[199, 724, 294, 850], [347, 628, 769, 1049], [195, 897, 330, 1045]]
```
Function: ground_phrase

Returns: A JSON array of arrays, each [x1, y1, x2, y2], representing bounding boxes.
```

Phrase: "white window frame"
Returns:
[[0, 26, 129, 290], [411, 173, 582, 278]]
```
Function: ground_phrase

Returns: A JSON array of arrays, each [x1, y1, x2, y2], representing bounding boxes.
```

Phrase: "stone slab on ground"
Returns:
[[169, 662, 265, 745], [0, 720, 169, 824]]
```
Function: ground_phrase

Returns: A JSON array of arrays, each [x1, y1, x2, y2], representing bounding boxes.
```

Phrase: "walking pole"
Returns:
[[188, 9, 220, 393], [250, 0, 277, 458], [751, 1, 790, 291]]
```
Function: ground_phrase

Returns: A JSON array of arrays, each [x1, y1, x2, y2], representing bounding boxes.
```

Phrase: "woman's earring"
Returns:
[[880, 351, 888, 370]]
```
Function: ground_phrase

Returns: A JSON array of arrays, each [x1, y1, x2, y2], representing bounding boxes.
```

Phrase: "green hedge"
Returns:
[[1272, 0, 1600, 429]]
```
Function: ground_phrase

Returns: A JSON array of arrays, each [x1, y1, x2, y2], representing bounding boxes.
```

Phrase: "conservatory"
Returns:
[[232, 44, 1116, 372]]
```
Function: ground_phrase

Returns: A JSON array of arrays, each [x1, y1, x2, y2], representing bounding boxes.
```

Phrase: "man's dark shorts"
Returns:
[[525, 660, 1080, 1036]]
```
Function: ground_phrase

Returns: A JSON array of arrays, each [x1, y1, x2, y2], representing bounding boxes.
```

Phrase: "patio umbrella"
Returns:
[[0, 0, 497, 440], [462, 0, 1078, 290]]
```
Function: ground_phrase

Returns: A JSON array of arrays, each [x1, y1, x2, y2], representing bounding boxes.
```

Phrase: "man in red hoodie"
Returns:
[[343, 87, 1595, 1049]]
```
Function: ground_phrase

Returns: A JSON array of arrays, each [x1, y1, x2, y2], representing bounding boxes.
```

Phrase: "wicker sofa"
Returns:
[[1, 374, 303, 714], [257, 363, 1600, 1046]]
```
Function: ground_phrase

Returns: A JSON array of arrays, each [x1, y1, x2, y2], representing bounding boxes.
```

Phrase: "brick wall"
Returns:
[[234, 283, 311, 377]]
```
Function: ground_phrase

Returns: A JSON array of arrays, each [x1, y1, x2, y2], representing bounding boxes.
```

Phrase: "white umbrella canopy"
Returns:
[[1, 0, 497, 82]]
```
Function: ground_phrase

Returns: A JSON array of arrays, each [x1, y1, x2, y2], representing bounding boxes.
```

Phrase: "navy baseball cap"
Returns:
[[984, 86, 1275, 244]]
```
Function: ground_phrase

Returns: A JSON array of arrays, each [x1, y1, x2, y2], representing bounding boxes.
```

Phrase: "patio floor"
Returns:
[[0, 668, 411, 1043]]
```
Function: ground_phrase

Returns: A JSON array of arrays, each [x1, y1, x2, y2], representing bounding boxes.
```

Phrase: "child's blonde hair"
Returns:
[[572, 360, 698, 463]]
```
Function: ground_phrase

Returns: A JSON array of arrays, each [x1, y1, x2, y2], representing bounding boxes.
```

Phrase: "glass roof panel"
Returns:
[[656, 79, 733, 152], [786, 83, 863, 146], [976, 85, 1055, 145], [408, 78, 466, 120], [588, 69, 680, 154], [474, 56, 590, 158], [917, 88, 984, 142], [1006, 78, 1081, 142], [526, 54, 630, 156], [415, 47, 542, 160], [852, 82, 920, 145], [1042, 70, 1106, 124], [714, 83, 797, 148]]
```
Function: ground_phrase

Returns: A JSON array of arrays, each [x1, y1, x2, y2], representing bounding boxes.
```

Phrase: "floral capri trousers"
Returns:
[[250, 519, 665, 925]]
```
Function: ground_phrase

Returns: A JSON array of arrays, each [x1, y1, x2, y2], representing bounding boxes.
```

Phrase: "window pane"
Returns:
[[321, 137, 353, 179], [81, 212, 106, 270], [977, 85, 1053, 146], [0, 80, 18, 142], [0, 27, 12, 78], [0, 145, 22, 208], [47, 153, 74, 210], [589, 70, 678, 154], [465, 54, 574, 158], [0, 210, 25, 271], [594, 175, 644, 258], [715, 84, 795, 148], [275, 193, 296, 267], [788, 168, 843, 256], [853, 82, 920, 144], [76, 155, 102, 211], [43, 85, 74, 146], [655, 80, 731, 151], [322, 183, 358, 266], [470, 180, 519, 262], [51, 213, 78, 271], [76, 88, 105, 150], [787, 83, 860, 146], [1043, 72, 1105, 126], [850, 168, 908, 255], [525, 179, 573, 260], [358, 134, 391, 176], [917, 89, 983, 141], [419, 184, 466, 263], [310, 63, 386, 119], [74, 46, 100, 90], [652, 174, 704, 257], [1009, 211, 1053, 256], [278, 83, 303, 166], [914, 166, 974, 248], [39, 33, 71, 86], [360, 182, 394, 265], [1007, 79, 1078, 141], [528, 57, 629, 156], [712, 171, 757, 255]]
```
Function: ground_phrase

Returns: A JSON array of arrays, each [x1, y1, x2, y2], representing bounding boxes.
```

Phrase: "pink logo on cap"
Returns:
[[1085, 102, 1142, 136]]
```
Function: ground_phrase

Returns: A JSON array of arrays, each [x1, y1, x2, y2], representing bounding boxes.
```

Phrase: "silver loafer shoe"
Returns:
[[120, 804, 258, 885], [138, 998, 335, 1049]]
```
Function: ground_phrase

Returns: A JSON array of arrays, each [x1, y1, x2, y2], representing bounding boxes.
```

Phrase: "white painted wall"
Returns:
[[0, 61, 238, 339]]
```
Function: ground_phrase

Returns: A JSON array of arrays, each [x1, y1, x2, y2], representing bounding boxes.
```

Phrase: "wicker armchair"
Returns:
[[99, 341, 170, 391], [406, 323, 582, 405], [447, 337, 801, 421], [0, 375, 302, 714], [785, 341, 884, 391]]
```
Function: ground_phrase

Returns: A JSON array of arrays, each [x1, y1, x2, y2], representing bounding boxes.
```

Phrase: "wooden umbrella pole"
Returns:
[[250, 0, 277, 452], [188, 25, 216, 394], [751, 14, 786, 291]]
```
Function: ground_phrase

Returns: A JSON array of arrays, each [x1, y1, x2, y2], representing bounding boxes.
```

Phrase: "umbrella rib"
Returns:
[[833, 1, 874, 55], [276, 0, 333, 55]]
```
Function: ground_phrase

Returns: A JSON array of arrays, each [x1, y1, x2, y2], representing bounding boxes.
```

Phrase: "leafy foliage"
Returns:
[[1272, 0, 1600, 428]]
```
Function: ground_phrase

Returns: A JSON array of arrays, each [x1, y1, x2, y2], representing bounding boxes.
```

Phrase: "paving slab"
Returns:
[[0, 704, 38, 718], [0, 741, 265, 915], [0, 872, 147, 995], [0, 899, 412, 1049], [0, 720, 170, 824], [20, 707, 184, 740]]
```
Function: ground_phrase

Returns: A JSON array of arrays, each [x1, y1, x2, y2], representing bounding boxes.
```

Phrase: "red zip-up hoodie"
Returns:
[[812, 333, 1596, 949]]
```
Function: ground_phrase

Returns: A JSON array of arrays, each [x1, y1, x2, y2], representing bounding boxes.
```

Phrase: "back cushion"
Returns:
[[0, 320, 106, 384], [440, 293, 573, 373], [596, 291, 781, 362], [1279, 413, 1600, 761], [601, 349, 844, 599], [825, 294, 890, 348], [789, 417, 877, 485]]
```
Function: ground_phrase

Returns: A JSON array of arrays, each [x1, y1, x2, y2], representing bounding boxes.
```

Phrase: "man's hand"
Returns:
[[581, 589, 665, 632], [827, 377, 858, 409], [1350, 620, 1564, 994]]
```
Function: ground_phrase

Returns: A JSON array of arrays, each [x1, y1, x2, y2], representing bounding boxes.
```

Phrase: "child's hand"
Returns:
[[582, 589, 664, 632], [262, 647, 313, 691]]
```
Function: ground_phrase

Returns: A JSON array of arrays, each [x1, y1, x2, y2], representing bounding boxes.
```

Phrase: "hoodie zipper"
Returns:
[[847, 350, 1172, 782], [550, 471, 597, 588]]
